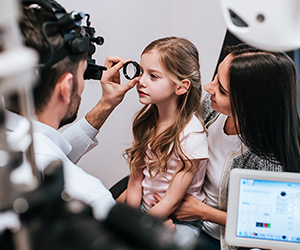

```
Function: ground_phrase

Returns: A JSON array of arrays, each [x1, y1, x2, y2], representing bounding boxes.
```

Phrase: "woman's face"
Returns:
[[204, 54, 233, 116]]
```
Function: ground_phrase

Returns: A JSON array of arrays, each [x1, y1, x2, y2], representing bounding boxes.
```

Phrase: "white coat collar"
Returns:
[[31, 120, 72, 156]]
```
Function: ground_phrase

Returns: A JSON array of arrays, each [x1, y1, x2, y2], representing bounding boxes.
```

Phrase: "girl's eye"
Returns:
[[150, 74, 158, 79]]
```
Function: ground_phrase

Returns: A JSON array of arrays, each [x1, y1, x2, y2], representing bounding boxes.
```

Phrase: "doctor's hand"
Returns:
[[85, 56, 139, 130], [100, 56, 139, 108]]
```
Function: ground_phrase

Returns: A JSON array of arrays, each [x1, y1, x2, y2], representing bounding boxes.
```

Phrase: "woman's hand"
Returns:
[[151, 193, 203, 221], [151, 193, 227, 226], [172, 194, 205, 221]]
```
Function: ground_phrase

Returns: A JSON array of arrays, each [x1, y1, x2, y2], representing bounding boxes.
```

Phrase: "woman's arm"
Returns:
[[152, 193, 227, 226], [126, 166, 144, 209], [146, 159, 202, 219]]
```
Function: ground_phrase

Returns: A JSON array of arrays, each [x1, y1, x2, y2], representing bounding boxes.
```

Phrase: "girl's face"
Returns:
[[137, 50, 178, 106], [204, 54, 233, 116]]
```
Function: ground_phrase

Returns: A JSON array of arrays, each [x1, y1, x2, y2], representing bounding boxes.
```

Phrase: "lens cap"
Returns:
[[123, 61, 140, 80]]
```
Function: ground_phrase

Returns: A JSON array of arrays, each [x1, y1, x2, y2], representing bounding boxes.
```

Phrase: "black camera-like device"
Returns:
[[21, 0, 106, 80]]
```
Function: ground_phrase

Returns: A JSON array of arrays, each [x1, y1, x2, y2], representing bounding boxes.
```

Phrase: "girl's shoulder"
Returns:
[[180, 114, 209, 158], [183, 114, 205, 134], [180, 115, 207, 147]]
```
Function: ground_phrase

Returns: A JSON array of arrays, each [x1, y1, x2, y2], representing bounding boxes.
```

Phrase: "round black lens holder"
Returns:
[[123, 61, 140, 80]]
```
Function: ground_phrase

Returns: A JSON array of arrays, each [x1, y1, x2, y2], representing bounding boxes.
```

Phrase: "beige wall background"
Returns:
[[58, 0, 227, 189]]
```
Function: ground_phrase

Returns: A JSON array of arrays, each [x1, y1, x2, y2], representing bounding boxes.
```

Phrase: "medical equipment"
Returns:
[[226, 169, 300, 250], [22, 0, 107, 80], [123, 61, 141, 80], [220, 0, 300, 51]]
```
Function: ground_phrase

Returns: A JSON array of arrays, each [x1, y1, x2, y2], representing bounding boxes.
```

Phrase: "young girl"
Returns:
[[123, 37, 208, 247]]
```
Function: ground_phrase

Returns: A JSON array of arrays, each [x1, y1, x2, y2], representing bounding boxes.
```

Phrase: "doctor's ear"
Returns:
[[175, 79, 191, 96], [57, 73, 73, 104]]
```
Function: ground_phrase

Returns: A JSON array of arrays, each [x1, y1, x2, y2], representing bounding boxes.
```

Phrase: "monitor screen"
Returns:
[[225, 169, 300, 250]]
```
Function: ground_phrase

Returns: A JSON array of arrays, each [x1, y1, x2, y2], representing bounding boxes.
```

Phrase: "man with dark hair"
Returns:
[[4, 2, 138, 220]]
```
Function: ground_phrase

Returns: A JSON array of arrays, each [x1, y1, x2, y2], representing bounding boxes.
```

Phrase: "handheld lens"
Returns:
[[123, 61, 140, 80]]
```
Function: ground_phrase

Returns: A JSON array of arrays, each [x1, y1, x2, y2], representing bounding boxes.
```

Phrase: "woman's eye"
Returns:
[[219, 87, 226, 95]]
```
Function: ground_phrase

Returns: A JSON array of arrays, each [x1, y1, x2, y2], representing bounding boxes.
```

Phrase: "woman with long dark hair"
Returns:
[[154, 44, 300, 250]]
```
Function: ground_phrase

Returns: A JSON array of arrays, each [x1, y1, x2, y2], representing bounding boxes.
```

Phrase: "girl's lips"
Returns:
[[139, 90, 148, 96]]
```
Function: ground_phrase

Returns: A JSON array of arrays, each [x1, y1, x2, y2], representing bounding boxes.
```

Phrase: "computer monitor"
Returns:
[[225, 169, 300, 250]]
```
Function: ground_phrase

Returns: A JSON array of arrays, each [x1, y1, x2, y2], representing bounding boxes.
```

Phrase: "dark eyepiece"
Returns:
[[123, 61, 140, 80]]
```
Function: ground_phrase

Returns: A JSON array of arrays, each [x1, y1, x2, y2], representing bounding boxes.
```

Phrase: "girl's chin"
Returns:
[[139, 98, 150, 105]]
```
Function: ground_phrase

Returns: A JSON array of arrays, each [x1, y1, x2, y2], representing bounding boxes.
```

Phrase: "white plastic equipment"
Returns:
[[220, 0, 300, 51]]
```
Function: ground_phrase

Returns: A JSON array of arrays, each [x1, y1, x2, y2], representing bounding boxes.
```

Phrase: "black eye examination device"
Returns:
[[123, 61, 141, 80], [22, 0, 107, 80]]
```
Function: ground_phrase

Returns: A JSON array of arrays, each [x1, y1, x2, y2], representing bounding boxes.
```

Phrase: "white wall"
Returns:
[[58, 0, 227, 189]]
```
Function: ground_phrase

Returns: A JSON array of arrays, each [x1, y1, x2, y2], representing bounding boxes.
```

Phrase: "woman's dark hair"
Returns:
[[226, 44, 300, 173], [20, 5, 88, 115]]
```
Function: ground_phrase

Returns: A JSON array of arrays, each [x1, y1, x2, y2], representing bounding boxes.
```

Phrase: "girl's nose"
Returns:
[[139, 74, 147, 87]]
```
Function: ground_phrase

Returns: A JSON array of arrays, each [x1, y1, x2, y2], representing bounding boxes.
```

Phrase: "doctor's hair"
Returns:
[[124, 37, 204, 178], [20, 5, 88, 115], [226, 44, 300, 173]]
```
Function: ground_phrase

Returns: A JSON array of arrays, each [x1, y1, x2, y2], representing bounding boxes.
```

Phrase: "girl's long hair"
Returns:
[[227, 44, 300, 173], [124, 37, 203, 178]]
